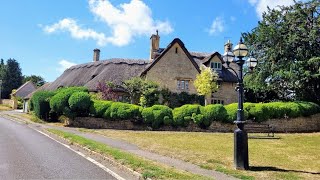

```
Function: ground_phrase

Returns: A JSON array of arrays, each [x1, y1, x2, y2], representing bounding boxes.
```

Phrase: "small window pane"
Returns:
[[177, 80, 180, 89], [185, 81, 189, 90], [181, 80, 185, 90]]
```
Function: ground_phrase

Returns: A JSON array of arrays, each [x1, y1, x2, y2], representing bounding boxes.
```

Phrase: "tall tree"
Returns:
[[23, 75, 46, 87], [243, 0, 320, 103], [2, 59, 23, 98], [194, 65, 219, 105]]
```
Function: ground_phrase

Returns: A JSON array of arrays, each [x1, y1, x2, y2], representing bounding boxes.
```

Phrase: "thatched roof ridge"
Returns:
[[44, 59, 150, 91]]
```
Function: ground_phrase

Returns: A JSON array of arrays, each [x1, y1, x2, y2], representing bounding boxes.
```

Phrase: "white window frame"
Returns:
[[211, 62, 222, 70]]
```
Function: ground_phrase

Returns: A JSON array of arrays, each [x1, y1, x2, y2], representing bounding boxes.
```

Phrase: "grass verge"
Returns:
[[46, 128, 212, 180], [0, 104, 12, 111]]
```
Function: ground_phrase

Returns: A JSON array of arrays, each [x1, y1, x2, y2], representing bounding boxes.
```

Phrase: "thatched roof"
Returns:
[[13, 81, 37, 98], [24, 82, 51, 100], [44, 59, 149, 91]]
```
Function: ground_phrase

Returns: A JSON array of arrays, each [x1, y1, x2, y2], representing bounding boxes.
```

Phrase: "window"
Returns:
[[211, 62, 222, 70], [211, 99, 224, 105], [177, 80, 190, 90], [175, 47, 178, 54]]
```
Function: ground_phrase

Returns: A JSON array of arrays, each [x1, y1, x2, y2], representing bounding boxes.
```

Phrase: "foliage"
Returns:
[[224, 103, 249, 123], [50, 87, 88, 115], [139, 80, 159, 107], [68, 92, 92, 116], [30, 90, 55, 120], [122, 77, 145, 104], [0, 59, 23, 99], [89, 100, 113, 118], [203, 104, 227, 123], [243, 0, 320, 104], [106, 102, 141, 120], [96, 81, 118, 101], [142, 105, 173, 129], [23, 75, 46, 87], [194, 65, 219, 104], [160, 88, 204, 108], [172, 104, 204, 127]]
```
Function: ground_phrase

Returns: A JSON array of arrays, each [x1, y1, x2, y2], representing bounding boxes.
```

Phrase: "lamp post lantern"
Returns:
[[223, 37, 257, 170]]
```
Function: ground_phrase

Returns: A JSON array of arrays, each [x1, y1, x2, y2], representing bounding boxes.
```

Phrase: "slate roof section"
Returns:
[[13, 81, 37, 98], [44, 59, 149, 91]]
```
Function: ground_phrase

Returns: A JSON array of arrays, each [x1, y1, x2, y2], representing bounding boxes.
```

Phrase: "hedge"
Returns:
[[104, 102, 141, 120], [142, 105, 173, 129], [68, 92, 92, 116], [50, 87, 88, 115], [30, 90, 55, 120], [224, 103, 249, 123], [172, 104, 204, 127], [89, 100, 113, 118], [203, 104, 227, 124]]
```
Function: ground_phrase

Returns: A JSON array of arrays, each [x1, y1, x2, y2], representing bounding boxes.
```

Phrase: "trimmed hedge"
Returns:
[[89, 100, 113, 118], [30, 90, 55, 120], [172, 104, 204, 127], [68, 92, 92, 116], [142, 105, 173, 129], [224, 103, 249, 123], [203, 104, 227, 124], [105, 102, 141, 120], [50, 87, 88, 115]]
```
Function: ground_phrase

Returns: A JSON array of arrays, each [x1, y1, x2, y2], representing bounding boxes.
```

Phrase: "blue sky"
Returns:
[[0, 0, 297, 82]]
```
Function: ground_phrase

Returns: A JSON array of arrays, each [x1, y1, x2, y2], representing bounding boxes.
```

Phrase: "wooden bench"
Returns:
[[245, 122, 274, 137]]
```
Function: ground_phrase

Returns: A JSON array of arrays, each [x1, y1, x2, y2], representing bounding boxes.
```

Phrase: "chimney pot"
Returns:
[[93, 48, 100, 62]]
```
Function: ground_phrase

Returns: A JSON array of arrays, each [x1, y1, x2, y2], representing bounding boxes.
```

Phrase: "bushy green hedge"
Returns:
[[142, 105, 173, 129], [203, 104, 227, 124], [89, 100, 113, 118], [30, 90, 55, 120], [68, 92, 92, 116], [104, 102, 141, 120], [172, 104, 204, 127], [50, 87, 88, 115], [224, 103, 249, 123]]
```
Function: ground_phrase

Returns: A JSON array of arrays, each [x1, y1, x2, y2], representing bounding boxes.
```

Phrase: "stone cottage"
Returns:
[[44, 33, 238, 105]]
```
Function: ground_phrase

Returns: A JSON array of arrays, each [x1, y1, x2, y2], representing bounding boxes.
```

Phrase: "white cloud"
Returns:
[[43, 0, 173, 47], [57, 59, 77, 72], [208, 17, 224, 35], [248, 0, 295, 19], [44, 18, 108, 46]]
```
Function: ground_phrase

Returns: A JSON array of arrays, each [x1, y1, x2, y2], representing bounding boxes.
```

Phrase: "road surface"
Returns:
[[0, 116, 117, 179]]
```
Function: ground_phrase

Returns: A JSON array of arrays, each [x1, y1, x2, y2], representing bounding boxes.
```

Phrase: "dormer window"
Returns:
[[211, 62, 222, 70]]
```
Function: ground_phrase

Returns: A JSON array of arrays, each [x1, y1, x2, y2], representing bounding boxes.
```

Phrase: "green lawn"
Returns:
[[86, 129, 320, 180]]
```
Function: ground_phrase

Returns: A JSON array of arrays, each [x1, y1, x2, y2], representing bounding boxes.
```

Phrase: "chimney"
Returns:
[[149, 30, 160, 60], [224, 40, 233, 53], [93, 48, 100, 62]]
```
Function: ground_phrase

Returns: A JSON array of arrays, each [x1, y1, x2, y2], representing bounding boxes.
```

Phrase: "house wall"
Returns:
[[210, 82, 237, 105], [145, 42, 199, 94]]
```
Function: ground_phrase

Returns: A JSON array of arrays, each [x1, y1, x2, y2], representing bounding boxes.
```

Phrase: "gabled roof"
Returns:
[[44, 59, 149, 91], [24, 82, 51, 100], [13, 81, 37, 98], [141, 38, 200, 76]]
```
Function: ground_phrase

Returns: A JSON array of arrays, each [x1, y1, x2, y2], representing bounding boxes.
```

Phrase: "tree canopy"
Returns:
[[23, 75, 46, 87], [243, 0, 320, 104], [0, 59, 23, 98]]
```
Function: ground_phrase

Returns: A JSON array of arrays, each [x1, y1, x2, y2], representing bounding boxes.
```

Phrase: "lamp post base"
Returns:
[[234, 128, 249, 170]]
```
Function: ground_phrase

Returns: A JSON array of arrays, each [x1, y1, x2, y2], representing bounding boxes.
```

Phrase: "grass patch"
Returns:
[[20, 113, 46, 124], [47, 128, 212, 180], [91, 130, 320, 180]]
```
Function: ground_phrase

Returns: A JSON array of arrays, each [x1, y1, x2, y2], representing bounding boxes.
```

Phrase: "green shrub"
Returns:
[[107, 102, 141, 120], [203, 104, 227, 123], [247, 103, 270, 122], [296, 101, 320, 116], [90, 100, 113, 118], [172, 104, 204, 127], [141, 105, 173, 129], [224, 103, 249, 123], [30, 90, 55, 121], [50, 87, 88, 115], [68, 92, 92, 116]]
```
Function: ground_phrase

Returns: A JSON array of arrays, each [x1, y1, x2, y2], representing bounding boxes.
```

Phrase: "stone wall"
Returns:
[[210, 82, 237, 105], [0, 99, 14, 108], [68, 114, 320, 133]]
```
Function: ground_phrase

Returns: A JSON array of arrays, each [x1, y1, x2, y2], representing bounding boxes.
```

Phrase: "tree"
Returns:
[[1, 59, 23, 98], [194, 65, 219, 105], [122, 77, 144, 104], [139, 80, 159, 107], [23, 75, 46, 87], [96, 81, 118, 101], [243, 0, 320, 104]]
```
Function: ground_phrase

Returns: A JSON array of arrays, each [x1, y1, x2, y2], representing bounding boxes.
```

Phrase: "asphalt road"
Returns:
[[0, 117, 116, 179]]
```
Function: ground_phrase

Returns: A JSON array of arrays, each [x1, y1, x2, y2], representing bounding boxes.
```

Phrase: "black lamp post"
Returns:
[[223, 38, 257, 170]]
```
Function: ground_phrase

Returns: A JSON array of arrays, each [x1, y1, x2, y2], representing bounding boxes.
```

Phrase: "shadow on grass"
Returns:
[[248, 136, 281, 139], [250, 166, 320, 175]]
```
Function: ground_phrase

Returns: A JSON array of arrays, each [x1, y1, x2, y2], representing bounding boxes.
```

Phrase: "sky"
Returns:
[[0, 0, 297, 82]]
